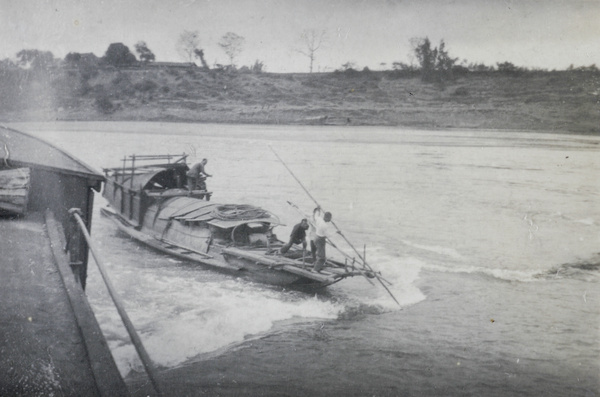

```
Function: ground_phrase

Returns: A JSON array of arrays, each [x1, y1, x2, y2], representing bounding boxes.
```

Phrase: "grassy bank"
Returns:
[[1, 66, 599, 134]]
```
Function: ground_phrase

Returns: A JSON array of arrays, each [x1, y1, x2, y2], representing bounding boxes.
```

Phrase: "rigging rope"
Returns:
[[211, 204, 272, 221]]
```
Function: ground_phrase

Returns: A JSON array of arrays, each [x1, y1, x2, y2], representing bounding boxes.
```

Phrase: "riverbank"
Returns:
[[1, 68, 598, 134]]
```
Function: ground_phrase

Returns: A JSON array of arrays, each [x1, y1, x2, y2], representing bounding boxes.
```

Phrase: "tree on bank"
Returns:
[[177, 30, 201, 63], [64, 52, 82, 65], [251, 60, 265, 73], [412, 37, 457, 82], [340, 61, 357, 71], [568, 63, 598, 72], [297, 29, 326, 73], [134, 41, 155, 63], [16, 49, 55, 71], [218, 32, 245, 67], [102, 43, 137, 66]]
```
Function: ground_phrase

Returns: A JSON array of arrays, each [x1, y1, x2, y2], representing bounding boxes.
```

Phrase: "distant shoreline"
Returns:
[[2, 69, 599, 135], [5, 112, 598, 136], [7, 120, 596, 140]]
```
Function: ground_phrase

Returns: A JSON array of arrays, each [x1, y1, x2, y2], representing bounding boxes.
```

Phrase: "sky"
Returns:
[[1, 0, 599, 72]]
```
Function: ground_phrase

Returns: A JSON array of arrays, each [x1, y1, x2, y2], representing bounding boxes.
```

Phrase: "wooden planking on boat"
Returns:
[[0, 167, 30, 215], [221, 247, 335, 282]]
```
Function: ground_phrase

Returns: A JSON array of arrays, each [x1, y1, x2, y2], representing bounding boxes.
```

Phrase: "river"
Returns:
[[15, 121, 600, 396]]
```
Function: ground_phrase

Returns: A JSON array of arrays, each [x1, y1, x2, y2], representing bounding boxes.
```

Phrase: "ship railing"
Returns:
[[67, 208, 163, 397], [119, 153, 188, 182], [103, 153, 188, 183]]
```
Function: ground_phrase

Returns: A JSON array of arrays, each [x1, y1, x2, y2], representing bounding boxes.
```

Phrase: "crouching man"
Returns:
[[279, 218, 309, 255]]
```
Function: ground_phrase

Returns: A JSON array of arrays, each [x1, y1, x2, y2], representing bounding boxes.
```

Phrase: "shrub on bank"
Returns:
[[134, 79, 158, 92], [453, 86, 469, 96], [95, 94, 115, 114], [111, 73, 131, 86]]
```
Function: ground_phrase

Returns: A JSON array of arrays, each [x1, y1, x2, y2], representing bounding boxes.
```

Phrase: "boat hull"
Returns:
[[99, 155, 352, 288], [100, 206, 334, 287]]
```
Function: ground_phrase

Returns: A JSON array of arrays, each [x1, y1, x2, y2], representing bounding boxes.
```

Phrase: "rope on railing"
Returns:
[[68, 208, 163, 397]]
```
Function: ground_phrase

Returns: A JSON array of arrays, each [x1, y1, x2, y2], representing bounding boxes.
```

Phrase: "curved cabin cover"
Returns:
[[0, 125, 104, 288], [103, 160, 282, 250]]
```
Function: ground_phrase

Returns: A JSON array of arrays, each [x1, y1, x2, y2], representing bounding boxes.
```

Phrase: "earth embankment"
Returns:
[[1, 67, 598, 134]]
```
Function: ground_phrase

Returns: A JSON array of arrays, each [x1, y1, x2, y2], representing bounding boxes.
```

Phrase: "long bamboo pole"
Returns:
[[284, 187, 392, 285], [269, 146, 400, 306], [330, 220, 400, 305], [70, 209, 163, 396], [286, 200, 377, 286]]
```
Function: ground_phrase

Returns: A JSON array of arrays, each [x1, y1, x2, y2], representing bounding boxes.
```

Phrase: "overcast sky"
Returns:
[[1, 0, 599, 72]]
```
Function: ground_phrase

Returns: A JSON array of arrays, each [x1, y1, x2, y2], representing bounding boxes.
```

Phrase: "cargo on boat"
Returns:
[[101, 154, 372, 287]]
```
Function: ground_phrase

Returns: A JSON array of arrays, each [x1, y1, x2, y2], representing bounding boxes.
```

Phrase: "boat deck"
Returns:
[[0, 212, 128, 396], [222, 247, 338, 283]]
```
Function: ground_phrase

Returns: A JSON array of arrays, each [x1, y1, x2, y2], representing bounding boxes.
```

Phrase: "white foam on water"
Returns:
[[575, 218, 596, 226], [346, 247, 427, 311], [105, 274, 343, 376], [396, 238, 545, 282], [100, 246, 429, 375], [422, 262, 539, 282], [401, 239, 464, 260]]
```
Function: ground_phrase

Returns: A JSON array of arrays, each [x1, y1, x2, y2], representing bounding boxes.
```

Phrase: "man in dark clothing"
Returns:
[[279, 219, 309, 254]]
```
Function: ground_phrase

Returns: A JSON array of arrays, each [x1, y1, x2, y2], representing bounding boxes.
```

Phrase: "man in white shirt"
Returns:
[[312, 207, 335, 272]]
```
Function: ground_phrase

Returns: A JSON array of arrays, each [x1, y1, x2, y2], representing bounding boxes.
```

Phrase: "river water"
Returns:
[[15, 122, 600, 396]]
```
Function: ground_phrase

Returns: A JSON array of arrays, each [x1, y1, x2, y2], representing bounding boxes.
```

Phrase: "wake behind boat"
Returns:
[[100, 154, 374, 288]]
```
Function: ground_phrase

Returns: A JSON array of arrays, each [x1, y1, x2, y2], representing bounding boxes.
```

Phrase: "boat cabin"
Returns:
[[0, 126, 104, 289], [103, 154, 193, 228], [102, 155, 282, 253]]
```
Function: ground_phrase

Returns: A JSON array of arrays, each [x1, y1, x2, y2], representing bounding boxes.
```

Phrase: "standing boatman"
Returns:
[[312, 207, 337, 272], [187, 158, 212, 198]]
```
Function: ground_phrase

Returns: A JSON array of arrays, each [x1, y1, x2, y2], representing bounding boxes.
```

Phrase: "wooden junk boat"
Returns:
[[101, 154, 371, 287]]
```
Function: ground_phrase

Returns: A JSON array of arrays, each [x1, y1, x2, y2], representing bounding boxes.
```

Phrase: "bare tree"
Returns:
[[297, 29, 326, 73], [177, 30, 201, 63], [218, 32, 245, 67]]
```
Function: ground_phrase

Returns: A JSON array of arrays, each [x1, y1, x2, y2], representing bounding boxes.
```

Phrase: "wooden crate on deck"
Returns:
[[0, 167, 30, 215]]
